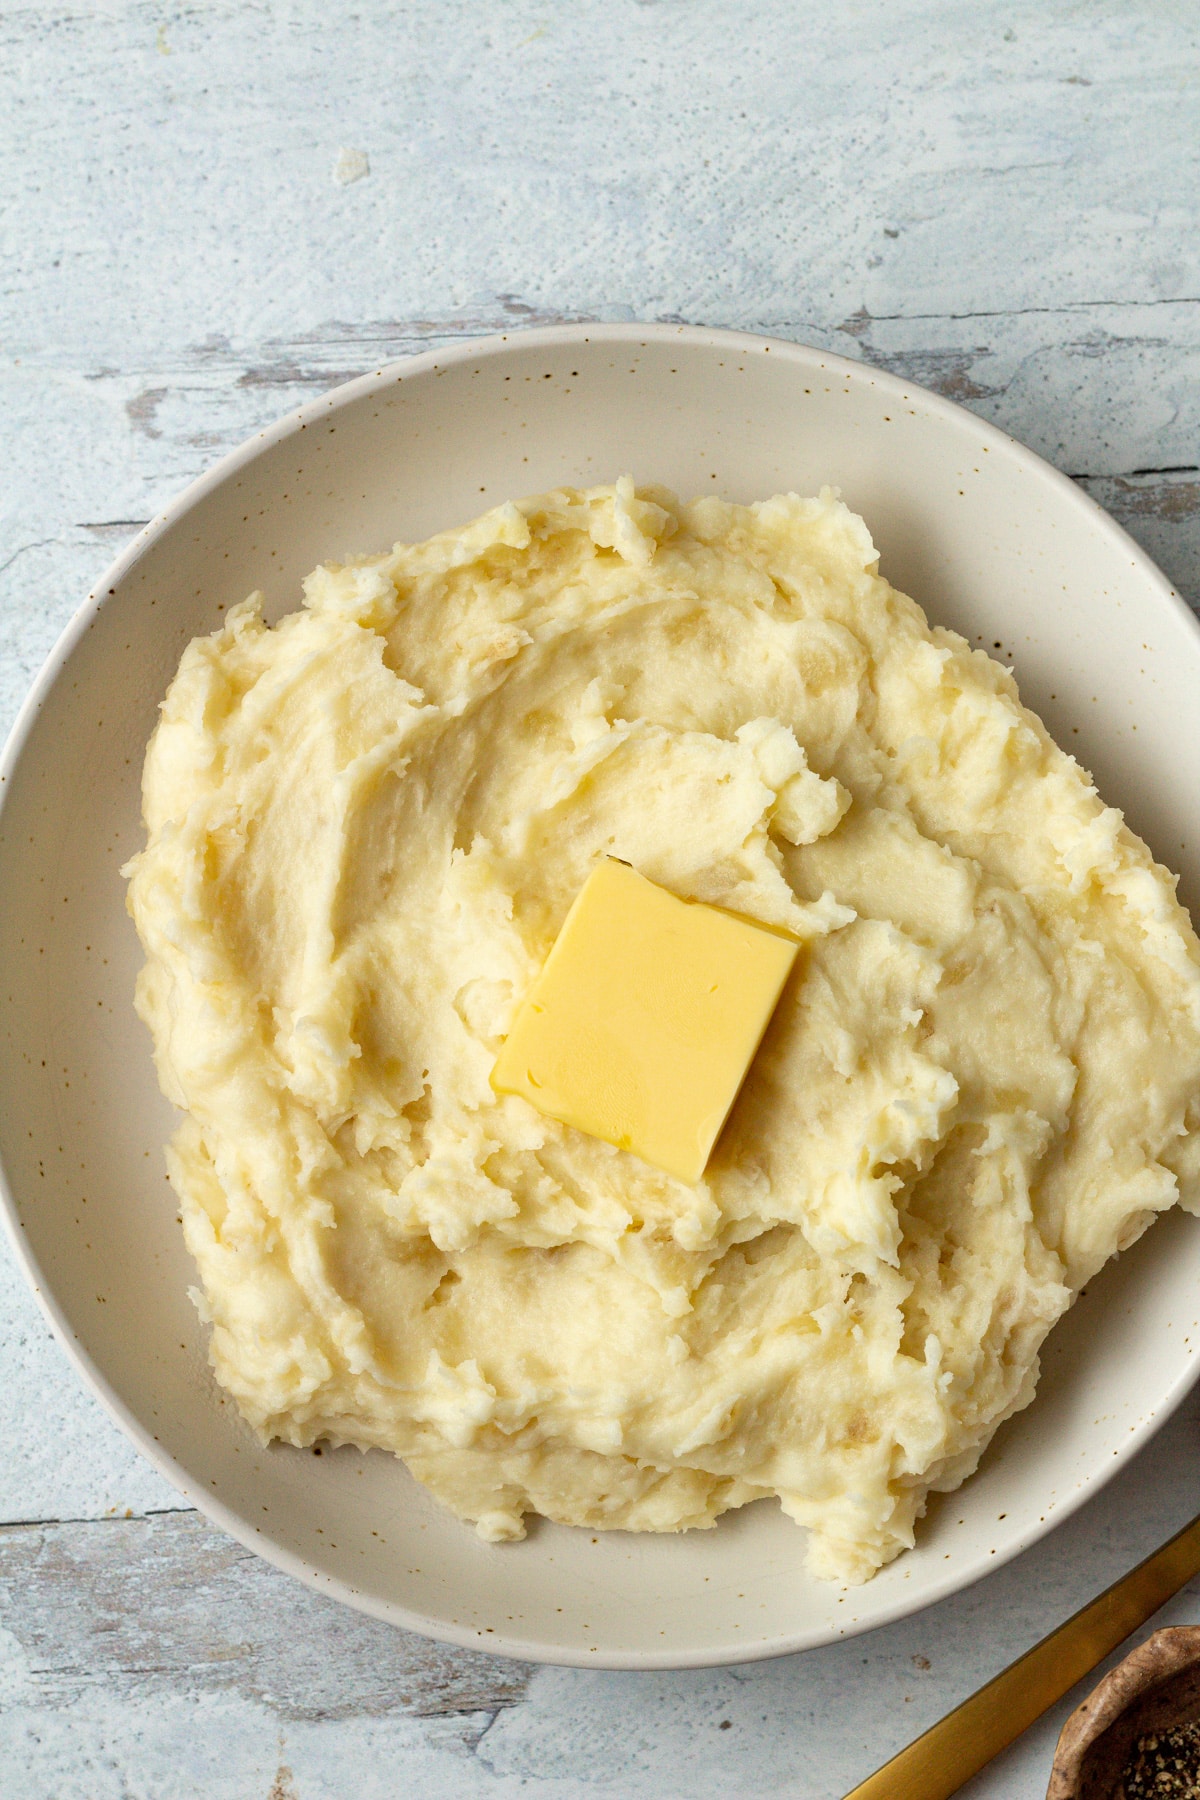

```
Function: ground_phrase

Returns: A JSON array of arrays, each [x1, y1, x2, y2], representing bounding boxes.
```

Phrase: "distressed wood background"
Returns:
[[3, 3, 1200, 1795]]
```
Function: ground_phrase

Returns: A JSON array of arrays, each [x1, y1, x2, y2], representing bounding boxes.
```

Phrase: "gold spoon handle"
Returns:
[[843, 1509, 1200, 1800]]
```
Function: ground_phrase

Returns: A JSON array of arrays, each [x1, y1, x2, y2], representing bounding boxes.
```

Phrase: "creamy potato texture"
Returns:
[[125, 481, 1200, 1583]]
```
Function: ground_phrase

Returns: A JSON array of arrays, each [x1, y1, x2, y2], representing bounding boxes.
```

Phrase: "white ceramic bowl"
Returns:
[[3, 324, 1200, 1670]]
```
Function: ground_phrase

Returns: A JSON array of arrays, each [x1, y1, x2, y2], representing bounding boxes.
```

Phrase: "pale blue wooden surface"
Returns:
[[2, 3, 1200, 1795]]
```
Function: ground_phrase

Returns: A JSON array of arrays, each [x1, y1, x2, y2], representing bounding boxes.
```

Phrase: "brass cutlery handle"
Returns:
[[843, 1509, 1200, 1800]]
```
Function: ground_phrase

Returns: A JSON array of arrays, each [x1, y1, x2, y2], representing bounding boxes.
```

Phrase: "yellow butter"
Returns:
[[491, 859, 799, 1183]]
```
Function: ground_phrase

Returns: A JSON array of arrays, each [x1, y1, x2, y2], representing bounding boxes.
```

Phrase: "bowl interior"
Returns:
[[3, 325, 1200, 1668]]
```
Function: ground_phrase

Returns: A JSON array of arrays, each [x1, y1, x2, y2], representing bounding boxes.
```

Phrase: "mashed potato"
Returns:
[[125, 480, 1200, 1583]]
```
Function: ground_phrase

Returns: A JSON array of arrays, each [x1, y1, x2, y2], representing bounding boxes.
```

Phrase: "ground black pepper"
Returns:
[[1121, 1717, 1200, 1798]]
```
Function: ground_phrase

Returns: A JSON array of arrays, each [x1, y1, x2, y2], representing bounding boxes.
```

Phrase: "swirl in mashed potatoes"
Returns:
[[125, 480, 1200, 1583]]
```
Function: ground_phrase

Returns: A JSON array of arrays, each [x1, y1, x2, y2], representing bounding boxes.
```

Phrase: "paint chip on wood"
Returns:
[[332, 148, 370, 187]]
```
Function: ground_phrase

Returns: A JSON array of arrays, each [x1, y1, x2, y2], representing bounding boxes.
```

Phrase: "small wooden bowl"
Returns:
[[1048, 1626, 1200, 1798]]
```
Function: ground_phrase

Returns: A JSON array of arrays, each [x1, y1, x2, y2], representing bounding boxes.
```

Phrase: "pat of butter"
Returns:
[[491, 859, 799, 1184]]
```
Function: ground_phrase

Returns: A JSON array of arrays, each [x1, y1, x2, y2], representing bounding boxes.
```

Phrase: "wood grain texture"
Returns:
[[3, 1, 1198, 355], [3, 1, 1200, 1794], [0, 1512, 530, 1722]]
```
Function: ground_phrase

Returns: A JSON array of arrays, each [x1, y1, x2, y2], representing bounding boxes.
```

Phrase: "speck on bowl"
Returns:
[[2, 324, 1200, 1670]]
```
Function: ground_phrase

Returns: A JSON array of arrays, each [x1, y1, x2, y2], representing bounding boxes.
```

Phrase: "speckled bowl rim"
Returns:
[[3, 322, 1200, 1670]]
